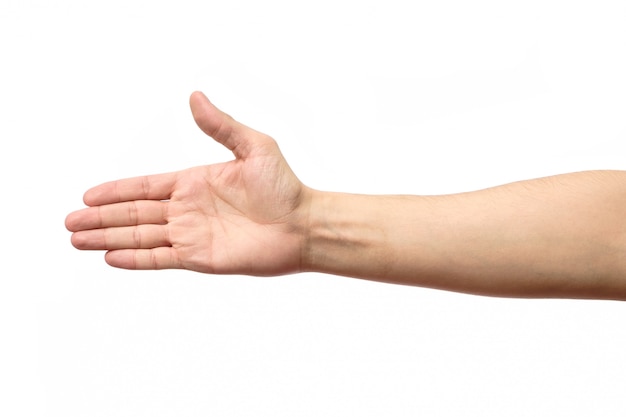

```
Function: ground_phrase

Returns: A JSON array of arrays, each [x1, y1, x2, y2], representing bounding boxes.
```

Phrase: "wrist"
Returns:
[[300, 190, 390, 279]]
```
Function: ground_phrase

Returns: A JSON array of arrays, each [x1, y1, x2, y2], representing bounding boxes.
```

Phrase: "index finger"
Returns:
[[83, 172, 178, 206]]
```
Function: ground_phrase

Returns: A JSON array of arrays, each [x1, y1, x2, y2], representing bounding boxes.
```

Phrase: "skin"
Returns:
[[66, 91, 626, 300]]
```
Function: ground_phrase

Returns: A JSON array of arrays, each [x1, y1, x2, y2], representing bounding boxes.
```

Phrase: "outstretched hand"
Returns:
[[66, 92, 626, 299], [66, 92, 310, 276]]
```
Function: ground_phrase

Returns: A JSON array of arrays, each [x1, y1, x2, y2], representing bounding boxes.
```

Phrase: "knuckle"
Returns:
[[132, 226, 142, 247], [128, 201, 139, 225]]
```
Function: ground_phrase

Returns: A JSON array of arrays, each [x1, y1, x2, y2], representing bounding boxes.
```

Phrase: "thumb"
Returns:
[[189, 91, 256, 159]]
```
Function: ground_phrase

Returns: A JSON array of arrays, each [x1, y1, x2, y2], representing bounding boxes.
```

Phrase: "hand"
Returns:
[[66, 92, 310, 276]]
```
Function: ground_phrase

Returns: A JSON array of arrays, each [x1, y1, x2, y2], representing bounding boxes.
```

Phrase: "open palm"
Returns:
[[66, 92, 309, 276]]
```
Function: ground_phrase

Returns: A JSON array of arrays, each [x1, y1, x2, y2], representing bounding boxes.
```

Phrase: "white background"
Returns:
[[1, 0, 626, 415]]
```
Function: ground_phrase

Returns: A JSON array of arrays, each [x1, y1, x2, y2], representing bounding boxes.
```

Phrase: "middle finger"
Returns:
[[66, 200, 168, 231]]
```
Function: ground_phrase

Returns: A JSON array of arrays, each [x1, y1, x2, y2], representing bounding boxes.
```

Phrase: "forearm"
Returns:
[[302, 171, 626, 300]]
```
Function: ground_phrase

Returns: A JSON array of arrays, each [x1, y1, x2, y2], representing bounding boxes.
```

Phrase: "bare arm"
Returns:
[[303, 172, 626, 299], [65, 92, 626, 300]]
